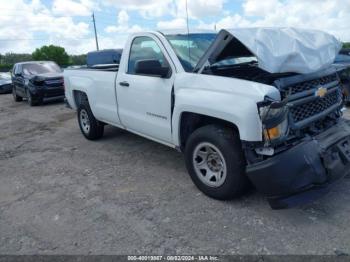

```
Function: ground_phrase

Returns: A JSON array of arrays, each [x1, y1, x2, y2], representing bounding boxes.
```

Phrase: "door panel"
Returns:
[[13, 65, 25, 96], [116, 35, 175, 143]]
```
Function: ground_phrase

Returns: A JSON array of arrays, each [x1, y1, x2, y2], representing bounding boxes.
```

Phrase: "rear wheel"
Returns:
[[12, 87, 22, 102], [185, 125, 250, 200], [77, 101, 104, 140]]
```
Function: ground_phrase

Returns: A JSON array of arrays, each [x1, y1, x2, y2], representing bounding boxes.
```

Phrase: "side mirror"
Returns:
[[15, 72, 22, 77], [134, 59, 170, 78]]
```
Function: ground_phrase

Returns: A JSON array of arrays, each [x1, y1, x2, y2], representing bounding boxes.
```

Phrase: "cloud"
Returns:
[[197, 14, 253, 31], [175, 0, 226, 19], [157, 18, 187, 30], [103, 0, 174, 18], [0, 0, 93, 55], [1, 0, 350, 56], [199, 0, 350, 41], [104, 10, 143, 34], [52, 0, 97, 16], [240, 0, 350, 41]]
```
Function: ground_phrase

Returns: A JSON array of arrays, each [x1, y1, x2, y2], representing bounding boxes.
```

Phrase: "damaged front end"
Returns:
[[195, 28, 350, 208], [245, 68, 350, 209]]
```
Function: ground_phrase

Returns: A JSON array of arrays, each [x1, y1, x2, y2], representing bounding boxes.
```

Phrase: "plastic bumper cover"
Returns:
[[30, 86, 64, 101], [246, 120, 350, 209], [0, 84, 13, 93]]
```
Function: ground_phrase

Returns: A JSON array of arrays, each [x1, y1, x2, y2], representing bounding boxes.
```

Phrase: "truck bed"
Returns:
[[64, 68, 120, 125]]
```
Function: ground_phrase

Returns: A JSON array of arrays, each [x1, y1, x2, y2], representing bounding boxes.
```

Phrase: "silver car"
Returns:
[[0, 72, 13, 94]]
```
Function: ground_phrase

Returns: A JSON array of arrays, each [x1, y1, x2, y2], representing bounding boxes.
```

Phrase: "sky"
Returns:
[[0, 0, 350, 55]]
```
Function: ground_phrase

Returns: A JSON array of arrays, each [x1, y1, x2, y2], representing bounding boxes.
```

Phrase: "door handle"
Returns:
[[119, 81, 130, 87]]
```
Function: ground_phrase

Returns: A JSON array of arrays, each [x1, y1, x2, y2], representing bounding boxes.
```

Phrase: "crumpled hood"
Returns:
[[196, 27, 342, 74], [31, 72, 63, 79]]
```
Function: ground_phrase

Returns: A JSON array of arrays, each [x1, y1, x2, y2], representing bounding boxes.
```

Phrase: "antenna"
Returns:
[[92, 12, 99, 51], [185, 0, 191, 64]]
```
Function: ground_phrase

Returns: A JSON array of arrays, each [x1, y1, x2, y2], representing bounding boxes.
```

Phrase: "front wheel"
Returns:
[[185, 125, 250, 200], [12, 87, 22, 102], [77, 102, 104, 140], [26, 89, 40, 106]]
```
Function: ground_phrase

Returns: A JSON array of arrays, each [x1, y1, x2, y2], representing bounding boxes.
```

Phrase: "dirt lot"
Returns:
[[0, 93, 350, 255]]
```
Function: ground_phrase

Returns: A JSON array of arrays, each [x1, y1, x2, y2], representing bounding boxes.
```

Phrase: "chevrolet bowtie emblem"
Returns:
[[315, 87, 327, 98]]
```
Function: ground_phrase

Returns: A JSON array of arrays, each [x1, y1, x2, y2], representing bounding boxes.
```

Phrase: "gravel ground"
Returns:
[[0, 93, 350, 255]]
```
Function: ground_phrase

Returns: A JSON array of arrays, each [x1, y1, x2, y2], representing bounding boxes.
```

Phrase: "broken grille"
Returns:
[[282, 73, 338, 98], [290, 89, 342, 123], [44, 79, 64, 88]]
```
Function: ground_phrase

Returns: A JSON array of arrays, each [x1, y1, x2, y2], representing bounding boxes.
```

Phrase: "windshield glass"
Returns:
[[22, 62, 61, 76], [166, 33, 217, 72], [335, 54, 350, 63]]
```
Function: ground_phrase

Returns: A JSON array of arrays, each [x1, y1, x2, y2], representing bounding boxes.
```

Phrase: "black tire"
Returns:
[[77, 101, 104, 140], [185, 125, 249, 200], [26, 89, 40, 106], [12, 87, 22, 102]]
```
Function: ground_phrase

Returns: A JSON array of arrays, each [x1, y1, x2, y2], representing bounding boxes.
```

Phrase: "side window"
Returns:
[[127, 36, 168, 75]]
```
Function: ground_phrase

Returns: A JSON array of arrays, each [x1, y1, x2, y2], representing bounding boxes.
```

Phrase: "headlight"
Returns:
[[258, 100, 289, 143]]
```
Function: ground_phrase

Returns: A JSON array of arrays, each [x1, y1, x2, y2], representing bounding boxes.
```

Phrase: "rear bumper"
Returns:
[[246, 120, 350, 209]]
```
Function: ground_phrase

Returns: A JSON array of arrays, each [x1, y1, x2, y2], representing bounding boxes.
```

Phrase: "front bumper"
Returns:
[[30, 85, 65, 102], [246, 120, 350, 209], [0, 83, 13, 94]]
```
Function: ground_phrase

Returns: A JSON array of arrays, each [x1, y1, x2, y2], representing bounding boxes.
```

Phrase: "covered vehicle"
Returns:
[[0, 72, 13, 94], [11, 61, 64, 106], [86, 49, 122, 69]]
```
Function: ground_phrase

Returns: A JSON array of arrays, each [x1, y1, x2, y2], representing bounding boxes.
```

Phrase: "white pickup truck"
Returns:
[[64, 28, 350, 209]]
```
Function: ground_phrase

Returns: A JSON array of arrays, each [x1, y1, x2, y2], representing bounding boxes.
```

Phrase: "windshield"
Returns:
[[22, 62, 61, 76], [166, 33, 217, 72], [335, 54, 350, 63]]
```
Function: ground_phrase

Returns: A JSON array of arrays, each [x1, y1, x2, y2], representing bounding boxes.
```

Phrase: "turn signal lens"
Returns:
[[264, 127, 280, 140]]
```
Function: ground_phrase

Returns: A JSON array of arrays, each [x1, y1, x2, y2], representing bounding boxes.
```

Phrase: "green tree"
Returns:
[[2, 53, 32, 64], [343, 42, 350, 49], [32, 45, 69, 66], [69, 54, 87, 65]]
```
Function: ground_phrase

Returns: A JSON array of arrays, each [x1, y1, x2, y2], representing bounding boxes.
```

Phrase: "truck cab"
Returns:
[[64, 28, 350, 209]]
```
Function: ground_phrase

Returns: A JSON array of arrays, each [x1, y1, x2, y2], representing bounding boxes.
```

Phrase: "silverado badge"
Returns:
[[315, 87, 328, 98]]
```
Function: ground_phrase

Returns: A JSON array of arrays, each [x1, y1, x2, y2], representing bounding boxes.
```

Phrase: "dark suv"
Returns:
[[12, 61, 64, 106]]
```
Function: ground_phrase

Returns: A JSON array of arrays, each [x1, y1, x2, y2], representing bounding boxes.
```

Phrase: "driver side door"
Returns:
[[117, 35, 175, 144]]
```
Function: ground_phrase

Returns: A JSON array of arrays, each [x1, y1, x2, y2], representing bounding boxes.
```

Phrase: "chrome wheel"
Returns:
[[193, 142, 227, 187], [79, 109, 90, 134]]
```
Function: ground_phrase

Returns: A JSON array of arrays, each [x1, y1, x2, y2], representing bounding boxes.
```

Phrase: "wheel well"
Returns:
[[179, 112, 239, 150], [73, 90, 88, 108]]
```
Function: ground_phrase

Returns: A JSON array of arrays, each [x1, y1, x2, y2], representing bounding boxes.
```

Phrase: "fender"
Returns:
[[172, 73, 280, 145], [64, 72, 99, 117]]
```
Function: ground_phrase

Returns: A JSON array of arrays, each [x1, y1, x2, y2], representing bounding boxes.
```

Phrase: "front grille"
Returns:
[[44, 89, 64, 97], [290, 89, 342, 123], [282, 73, 338, 98], [45, 78, 63, 88]]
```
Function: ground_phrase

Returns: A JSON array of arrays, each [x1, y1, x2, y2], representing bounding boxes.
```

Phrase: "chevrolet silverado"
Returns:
[[64, 28, 350, 209]]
